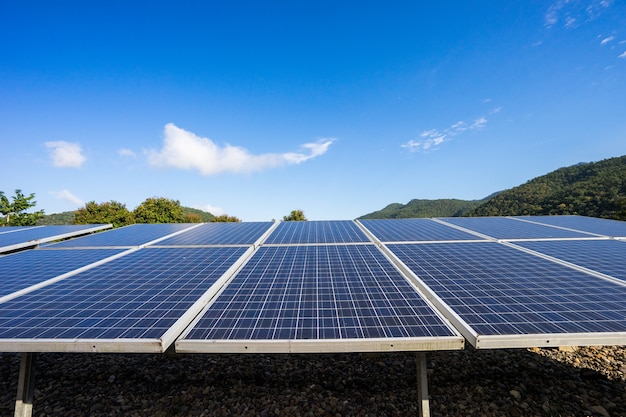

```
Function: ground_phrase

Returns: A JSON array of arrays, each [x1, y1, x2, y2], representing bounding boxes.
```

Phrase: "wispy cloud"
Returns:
[[45, 141, 86, 168], [50, 189, 85, 207], [600, 35, 615, 45], [545, 0, 613, 28], [619, 51, 626, 59], [118, 148, 136, 158], [146, 123, 335, 175], [194, 203, 225, 216], [402, 116, 488, 153]]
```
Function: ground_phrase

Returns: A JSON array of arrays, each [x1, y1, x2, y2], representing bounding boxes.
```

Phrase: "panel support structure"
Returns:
[[14, 352, 36, 417], [416, 352, 430, 417]]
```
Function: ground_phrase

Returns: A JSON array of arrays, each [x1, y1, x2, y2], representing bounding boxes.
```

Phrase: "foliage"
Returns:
[[283, 209, 307, 221], [73, 201, 134, 228], [359, 197, 491, 219], [133, 197, 185, 223], [183, 207, 215, 222], [469, 156, 626, 220], [0, 189, 45, 226], [37, 211, 76, 225], [212, 214, 242, 222]]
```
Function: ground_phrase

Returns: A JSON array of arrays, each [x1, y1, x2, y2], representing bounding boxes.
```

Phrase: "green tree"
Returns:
[[0, 189, 45, 226], [283, 209, 307, 221], [73, 201, 134, 228], [133, 197, 185, 223], [212, 214, 241, 222]]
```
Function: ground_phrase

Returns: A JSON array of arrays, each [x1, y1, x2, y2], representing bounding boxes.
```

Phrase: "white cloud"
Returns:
[[146, 123, 335, 175], [50, 189, 85, 207], [403, 116, 488, 153], [619, 51, 626, 58], [118, 148, 136, 158], [545, 0, 612, 28], [601, 35, 615, 45], [45, 141, 86, 168], [194, 203, 225, 216]]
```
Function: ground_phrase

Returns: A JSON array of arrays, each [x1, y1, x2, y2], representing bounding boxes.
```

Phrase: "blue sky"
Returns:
[[2, 1, 626, 221]]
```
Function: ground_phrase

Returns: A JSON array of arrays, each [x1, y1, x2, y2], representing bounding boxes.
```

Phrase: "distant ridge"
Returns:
[[360, 155, 626, 221], [359, 196, 494, 219], [469, 155, 626, 219]]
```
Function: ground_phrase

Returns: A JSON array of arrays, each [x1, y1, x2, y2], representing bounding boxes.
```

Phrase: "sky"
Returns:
[[2, 1, 626, 221]]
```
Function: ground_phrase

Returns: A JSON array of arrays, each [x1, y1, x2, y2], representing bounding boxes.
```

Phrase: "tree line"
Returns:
[[0, 192, 241, 227]]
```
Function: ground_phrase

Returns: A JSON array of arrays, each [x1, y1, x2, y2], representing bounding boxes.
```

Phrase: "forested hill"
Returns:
[[469, 155, 626, 220], [359, 197, 493, 219]]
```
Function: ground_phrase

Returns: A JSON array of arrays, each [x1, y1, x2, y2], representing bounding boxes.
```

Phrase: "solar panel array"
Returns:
[[1, 215, 625, 354]]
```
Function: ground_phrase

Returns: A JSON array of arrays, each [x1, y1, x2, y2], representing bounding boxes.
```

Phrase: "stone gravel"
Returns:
[[1, 346, 625, 416]]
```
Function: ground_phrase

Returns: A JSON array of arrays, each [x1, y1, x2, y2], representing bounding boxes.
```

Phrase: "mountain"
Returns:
[[469, 155, 626, 219], [359, 196, 494, 219], [360, 155, 626, 220]]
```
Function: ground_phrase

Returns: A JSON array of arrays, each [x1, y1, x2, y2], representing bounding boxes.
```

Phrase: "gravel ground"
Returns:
[[1, 346, 625, 417]]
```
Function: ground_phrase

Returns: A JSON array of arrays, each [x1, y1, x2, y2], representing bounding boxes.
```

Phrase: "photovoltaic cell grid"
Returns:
[[0, 224, 110, 253], [152, 222, 273, 246], [359, 218, 484, 242], [0, 226, 40, 234], [438, 216, 596, 240], [388, 242, 626, 343], [180, 245, 457, 343], [514, 215, 626, 238], [514, 240, 626, 283], [47, 223, 196, 248], [0, 249, 126, 299], [0, 247, 246, 349], [264, 221, 369, 244]]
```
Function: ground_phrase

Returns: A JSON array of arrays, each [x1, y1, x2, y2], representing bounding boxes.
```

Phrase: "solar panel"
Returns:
[[0, 226, 41, 234], [151, 222, 275, 246], [176, 245, 463, 353], [264, 221, 370, 244], [514, 215, 626, 238], [513, 239, 626, 283], [47, 223, 198, 248], [359, 218, 485, 242], [438, 216, 595, 240], [387, 241, 626, 348], [0, 249, 127, 300], [0, 247, 248, 352], [0, 224, 111, 253]]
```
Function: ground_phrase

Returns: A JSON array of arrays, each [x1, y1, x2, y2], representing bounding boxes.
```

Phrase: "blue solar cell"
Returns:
[[514, 215, 626, 238], [153, 222, 273, 245], [359, 219, 484, 242], [439, 217, 594, 240], [514, 240, 626, 283], [388, 242, 626, 337], [48, 223, 196, 248], [0, 225, 109, 252], [0, 247, 246, 341], [264, 221, 369, 244], [0, 249, 126, 298], [183, 245, 457, 341]]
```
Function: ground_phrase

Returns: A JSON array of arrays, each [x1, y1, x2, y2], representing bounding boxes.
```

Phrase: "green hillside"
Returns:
[[469, 155, 626, 220], [359, 197, 493, 219]]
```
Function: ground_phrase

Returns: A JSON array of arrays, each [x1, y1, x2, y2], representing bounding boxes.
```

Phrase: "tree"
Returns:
[[283, 209, 307, 221], [212, 214, 241, 222], [73, 201, 134, 228], [133, 197, 185, 223], [0, 189, 45, 226]]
